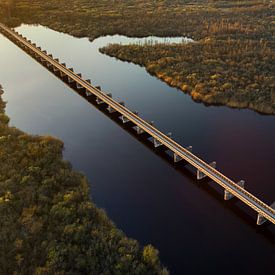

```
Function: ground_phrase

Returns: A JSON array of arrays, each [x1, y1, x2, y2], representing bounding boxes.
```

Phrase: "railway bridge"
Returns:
[[0, 23, 274, 225]]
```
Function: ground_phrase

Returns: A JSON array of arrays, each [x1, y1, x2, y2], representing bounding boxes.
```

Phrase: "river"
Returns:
[[0, 24, 274, 274]]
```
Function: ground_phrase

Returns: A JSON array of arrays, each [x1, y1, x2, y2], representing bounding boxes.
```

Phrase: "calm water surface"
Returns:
[[0, 25, 274, 274]]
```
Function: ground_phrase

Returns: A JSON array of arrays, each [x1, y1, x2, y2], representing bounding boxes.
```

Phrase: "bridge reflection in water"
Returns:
[[0, 23, 274, 226]]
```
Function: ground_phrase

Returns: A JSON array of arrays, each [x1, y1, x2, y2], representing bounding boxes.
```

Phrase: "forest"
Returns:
[[0, 1, 273, 41], [100, 38, 275, 114], [0, 86, 168, 274]]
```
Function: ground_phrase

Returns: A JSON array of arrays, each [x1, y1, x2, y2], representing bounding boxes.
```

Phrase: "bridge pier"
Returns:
[[173, 146, 192, 162], [68, 77, 75, 84], [154, 138, 163, 148], [134, 121, 152, 135], [197, 162, 216, 180], [60, 71, 67, 77], [135, 126, 145, 135], [76, 83, 84, 90], [46, 62, 53, 69], [85, 90, 92, 97], [257, 202, 275, 225], [119, 115, 130, 124], [153, 132, 171, 148], [96, 97, 104, 104], [53, 66, 59, 73], [224, 180, 245, 200], [107, 105, 116, 113]]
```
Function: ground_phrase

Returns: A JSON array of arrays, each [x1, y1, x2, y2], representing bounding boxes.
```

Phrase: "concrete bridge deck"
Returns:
[[0, 23, 274, 225]]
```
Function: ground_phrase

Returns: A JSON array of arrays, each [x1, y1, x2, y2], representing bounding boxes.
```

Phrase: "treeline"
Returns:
[[2, 0, 273, 41], [0, 87, 168, 274], [100, 38, 275, 115]]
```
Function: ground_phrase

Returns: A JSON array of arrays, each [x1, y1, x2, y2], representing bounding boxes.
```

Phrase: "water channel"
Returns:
[[0, 24, 274, 274]]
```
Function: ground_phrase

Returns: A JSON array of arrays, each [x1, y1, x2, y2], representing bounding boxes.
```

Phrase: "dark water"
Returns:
[[0, 25, 274, 274]]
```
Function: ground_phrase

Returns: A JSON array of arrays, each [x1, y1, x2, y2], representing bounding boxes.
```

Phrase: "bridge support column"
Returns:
[[119, 115, 130, 124], [173, 146, 192, 163], [107, 105, 116, 113], [224, 180, 245, 200], [96, 97, 104, 104], [76, 83, 84, 90], [46, 62, 53, 68], [53, 66, 59, 73], [153, 138, 162, 148], [60, 71, 66, 77], [68, 77, 75, 84], [257, 202, 275, 225], [153, 132, 171, 148], [197, 162, 216, 180], [135, 126, 144, 135], [86, 90, 92, 97]]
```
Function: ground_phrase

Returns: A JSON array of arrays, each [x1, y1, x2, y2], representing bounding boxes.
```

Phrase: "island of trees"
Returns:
[[0, 86, 168, 274], [100, 38, 274, 114]]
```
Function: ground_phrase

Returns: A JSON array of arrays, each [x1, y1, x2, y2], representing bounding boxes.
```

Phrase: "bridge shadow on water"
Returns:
[[70, 83, 275, 239], [22, 43, 275, 242]]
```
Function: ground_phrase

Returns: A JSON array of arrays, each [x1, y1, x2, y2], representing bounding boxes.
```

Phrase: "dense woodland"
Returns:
[[101, 38, 275, 114], [0, 0, 273, 114], [0, 87, 168, 274], [0, 0, 273, 41]]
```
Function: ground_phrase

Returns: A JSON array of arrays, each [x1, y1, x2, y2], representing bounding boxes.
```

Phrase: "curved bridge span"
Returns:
[[1, 23, 274, 225]]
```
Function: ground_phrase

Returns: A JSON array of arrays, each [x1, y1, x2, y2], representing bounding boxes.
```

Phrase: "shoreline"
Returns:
[[99, 43, 275, 116]]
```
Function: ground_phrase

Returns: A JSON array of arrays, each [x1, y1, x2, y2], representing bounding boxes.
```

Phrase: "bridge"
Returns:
[[0, 23, 274, 225]]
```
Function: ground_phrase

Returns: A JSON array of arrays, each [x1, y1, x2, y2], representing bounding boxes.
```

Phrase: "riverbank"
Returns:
[[0, 85, 168, 274], [100, 39, 275, 115]]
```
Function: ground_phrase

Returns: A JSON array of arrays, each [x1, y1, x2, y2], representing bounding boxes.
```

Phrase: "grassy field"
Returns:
[[0, 86, 168, 274]]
